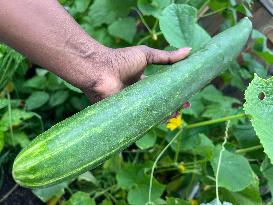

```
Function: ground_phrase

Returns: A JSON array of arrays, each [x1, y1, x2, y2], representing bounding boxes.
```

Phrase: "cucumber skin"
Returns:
[[13, 18, 252, 188]]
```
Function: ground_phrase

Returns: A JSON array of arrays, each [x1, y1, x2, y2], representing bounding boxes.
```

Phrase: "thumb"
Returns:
[[141, 46, 191, 65]]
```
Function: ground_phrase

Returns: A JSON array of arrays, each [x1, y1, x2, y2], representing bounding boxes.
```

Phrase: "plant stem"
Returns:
[[174, 129, 182, 162], [7, 91, 14, 146], [200, 7, 227, 18], [215, 121, 230, 205], [236, 145, 263, 154], [137, 32, 162, 45], [186, 113, 248, 129], [0, 184, 18, 203], [133, 8, 153, 35], [197, 1, 210, 19], [148, 128, 183, 205]]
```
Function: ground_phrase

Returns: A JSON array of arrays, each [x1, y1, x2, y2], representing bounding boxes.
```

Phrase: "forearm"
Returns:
[[0, 0, 106, 89]]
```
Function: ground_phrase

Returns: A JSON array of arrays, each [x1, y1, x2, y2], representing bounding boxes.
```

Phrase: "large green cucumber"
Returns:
[[12, 18, 252, 188]]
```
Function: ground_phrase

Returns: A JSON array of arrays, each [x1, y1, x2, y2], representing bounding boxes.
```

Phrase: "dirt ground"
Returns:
[[0, 172, 43, 205]]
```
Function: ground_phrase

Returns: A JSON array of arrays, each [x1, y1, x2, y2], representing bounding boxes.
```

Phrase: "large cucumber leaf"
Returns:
[[159, 4, 210, 52], [244, 74, 273, 163], [210, 146, 254, 192]]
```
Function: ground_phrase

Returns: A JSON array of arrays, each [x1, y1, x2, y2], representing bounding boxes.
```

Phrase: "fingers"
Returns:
[[141, 46, 192, 65]]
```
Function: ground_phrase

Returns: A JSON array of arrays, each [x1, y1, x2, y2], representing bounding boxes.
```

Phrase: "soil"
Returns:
[[0, 172, 43, 205]]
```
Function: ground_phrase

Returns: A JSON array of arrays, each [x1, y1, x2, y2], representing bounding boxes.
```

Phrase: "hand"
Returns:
[[81, 46, 191, 103]]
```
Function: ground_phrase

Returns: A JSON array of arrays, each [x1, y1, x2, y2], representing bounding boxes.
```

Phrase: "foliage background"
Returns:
[[0, 0, 273, 204]]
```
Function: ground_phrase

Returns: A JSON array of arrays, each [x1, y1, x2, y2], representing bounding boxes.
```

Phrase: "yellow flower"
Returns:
[[6, 82, 14, 93], [191, 199, 198, 205], [177, 163, 186, 173], [166, 114, 183, 131]]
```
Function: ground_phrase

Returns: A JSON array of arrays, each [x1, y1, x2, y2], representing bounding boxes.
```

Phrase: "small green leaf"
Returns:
[[88, 0, 136, 27], [211, 146, 254, 192], [181, 133, 214, 159], [0, 98, 8, 109], [63, 192, 95, 205], [127, 177, 165, 205], [72, 0, 91, 13], [136, 131, 156, 149], [244, 75, 273, 163], [78, 171, 99, 186], [0, 109, 34, 131], [137, 0, 171, 18], [13, 131, 30, 148], [242, 53, 267, 78], [220, 179, 263, 205], [23, 76, 47, 89], [116, 163, 144, 189], [32, 181, 68, 202], [251, 30, 273, 65], [99, 199, 113, 205], [108, 17, 137, 43], [261, 158, 273, 196], [159, 4, 210, 52], [25, 91, 50, 110], [0, 46, 24, 90], [49, 90, 69, 107]]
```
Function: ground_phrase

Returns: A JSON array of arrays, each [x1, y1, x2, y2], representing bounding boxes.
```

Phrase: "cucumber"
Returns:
[[12, 18, 252, 188]]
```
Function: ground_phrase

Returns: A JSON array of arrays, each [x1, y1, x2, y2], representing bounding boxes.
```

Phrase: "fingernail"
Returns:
[[179, 47, 192, 53]]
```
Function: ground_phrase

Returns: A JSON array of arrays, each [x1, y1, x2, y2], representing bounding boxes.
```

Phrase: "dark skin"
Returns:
[[0, 0, 191, 103]]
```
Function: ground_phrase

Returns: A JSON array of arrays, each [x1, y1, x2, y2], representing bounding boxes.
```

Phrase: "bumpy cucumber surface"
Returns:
[[13, 18, 252, 188]]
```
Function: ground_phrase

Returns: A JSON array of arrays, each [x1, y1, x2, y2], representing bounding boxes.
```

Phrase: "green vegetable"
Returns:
[[12, 18, 252, 188]]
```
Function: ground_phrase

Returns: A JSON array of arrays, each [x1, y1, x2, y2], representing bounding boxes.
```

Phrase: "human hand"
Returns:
[[80, 46, 191, 103]]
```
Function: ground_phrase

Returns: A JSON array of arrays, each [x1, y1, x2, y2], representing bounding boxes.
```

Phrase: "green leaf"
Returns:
[[200, 85, 240, 104], [137, 0, 171, 18], [0, 46, 24, 90], [211, 146, 254, 192], [136, 131, 156, 149], [166, 197, 190, 205], [0, 132, 4, 153], [13, 131, 30, 148], [236, 3, 252, 17], [49, 90, 69, 107], [220, 179, 262, 205], [88, 0, 136, 27], [62, 80, 82, 93], [159, 4, 210, 52], [78, 171, 99, 186], [71, 0, 91, 13], [199, 85, 240, 119], [183, 93, 205, 117], [0, 109, 34, 131], [251, 30, 273, 65], [32, 181, 68, 202], [108, 17, 137, 43], [261, 158, 273, 196], [100, 199, 113, 205], [244, 75, 273, 163], [0, 98, 8, 109], [23, 76, 47, 89], [25, 91, 50, 110], [127, 177, 165, 205], [181, 133, 214, 159], [116, 163, 144, 189], [233, 123, 260, 148], [116, 162, 164, 205], [63, 192, 95, 205], [242, 53, 267, 78]]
